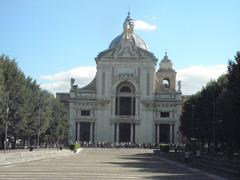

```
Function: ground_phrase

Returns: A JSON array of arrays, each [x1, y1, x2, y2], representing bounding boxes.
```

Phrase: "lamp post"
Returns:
[[4, 119, 8, 153], [212, 101, 216, 153], [37, 108, 41, 149], [57, 112, 60, 149], [191, 105, 195, 139], [214, 119, 223, 152], [4, 93, 9, 154]]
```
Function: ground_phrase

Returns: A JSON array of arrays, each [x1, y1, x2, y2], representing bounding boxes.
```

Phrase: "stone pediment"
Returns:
[[95, 43, 157, 62]]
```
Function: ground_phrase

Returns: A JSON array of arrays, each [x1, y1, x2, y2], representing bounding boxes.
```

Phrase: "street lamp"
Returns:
[[191, 104, 195, 139], [212, 101, 216, 153], [37, 107, 41, 149], [4, 93, 9, 154], [57, 112, 60, 149], [214, 119, 223, 152]]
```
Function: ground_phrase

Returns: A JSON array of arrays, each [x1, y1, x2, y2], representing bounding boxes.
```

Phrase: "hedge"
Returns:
[[159, 144, 170, 152], [70, 143, 81, 151]]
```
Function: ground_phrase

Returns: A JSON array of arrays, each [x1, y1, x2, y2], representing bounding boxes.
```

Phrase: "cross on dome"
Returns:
[[108, 13, 148, 50], [123, 12, 134, 39], [164, 51, 169, 59]]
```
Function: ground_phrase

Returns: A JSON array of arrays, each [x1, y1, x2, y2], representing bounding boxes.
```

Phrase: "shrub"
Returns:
[[159, 144, 170, 152], [70, 143, 81, 151], [29, 146, 33, 151]]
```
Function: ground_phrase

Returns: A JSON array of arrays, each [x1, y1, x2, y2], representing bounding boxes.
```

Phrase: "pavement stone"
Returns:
[[0, 148, 229, 180], [154, 150, 240, 179], [0, 149, 72, 166]]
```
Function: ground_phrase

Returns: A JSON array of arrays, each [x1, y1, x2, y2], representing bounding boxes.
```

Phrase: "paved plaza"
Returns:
[[0, 148, 225, 180]]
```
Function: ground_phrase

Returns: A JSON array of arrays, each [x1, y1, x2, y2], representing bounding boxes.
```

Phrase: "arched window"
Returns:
[[163, 78, 170, 88], [115, 81, 135, 115], [120, 86, 131, 92]]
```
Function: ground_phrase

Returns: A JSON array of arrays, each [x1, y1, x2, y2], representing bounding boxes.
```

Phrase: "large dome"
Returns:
[[108, 13, 148, 51], [109, 33, 148, 50]]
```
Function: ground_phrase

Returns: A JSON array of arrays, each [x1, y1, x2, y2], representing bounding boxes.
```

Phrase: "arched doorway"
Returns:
[[115, 81, 135, 116], [115, 81, 136, 142]]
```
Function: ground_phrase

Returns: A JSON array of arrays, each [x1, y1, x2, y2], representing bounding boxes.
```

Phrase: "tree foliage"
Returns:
[[0, 55, 68, 148], [217, 52, 240, 149], [181, 51, 240, 154]]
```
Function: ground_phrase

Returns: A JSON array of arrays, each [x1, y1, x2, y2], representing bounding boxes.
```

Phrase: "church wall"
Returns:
[[95, 63, 114, 142], [138, 62, 156, 98], [69, 101, 76, 143], [105, 66, 113, 97], [94, 58, 158, 143], [64, 12, 183, 144], [175, 103, 182, 143], [136, 108, 155, 143], [95, 103, 113, 142], [135, 62, 156, 143]]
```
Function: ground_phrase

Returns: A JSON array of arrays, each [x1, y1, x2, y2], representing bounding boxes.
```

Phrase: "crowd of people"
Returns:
[[76, 141, 185, 151]]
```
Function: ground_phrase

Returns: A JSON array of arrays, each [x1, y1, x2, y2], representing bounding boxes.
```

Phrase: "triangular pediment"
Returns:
[[95, 44, 157, 62]]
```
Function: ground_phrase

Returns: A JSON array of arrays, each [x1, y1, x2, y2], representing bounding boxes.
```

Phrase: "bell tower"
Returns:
[[156, 52, 176, 91]]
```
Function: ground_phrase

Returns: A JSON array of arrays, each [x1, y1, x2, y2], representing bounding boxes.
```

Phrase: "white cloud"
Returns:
[[134, 20, 157, 31], [40, 66, 96, 93], [41, 81, 69, 93], [40, 64, 227, 96], [177, 64, 227, 95], [41, 66, 96, 81]]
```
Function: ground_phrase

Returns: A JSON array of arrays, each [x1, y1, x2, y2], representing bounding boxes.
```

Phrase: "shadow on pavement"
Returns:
[[104, 152, 214, 180]]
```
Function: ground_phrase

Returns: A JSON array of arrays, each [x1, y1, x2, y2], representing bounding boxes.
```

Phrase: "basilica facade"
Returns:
[[57, 13, 182, 144]]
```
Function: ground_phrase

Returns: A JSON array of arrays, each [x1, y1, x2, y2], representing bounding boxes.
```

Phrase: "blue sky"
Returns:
[[1, 0, 239, 94]]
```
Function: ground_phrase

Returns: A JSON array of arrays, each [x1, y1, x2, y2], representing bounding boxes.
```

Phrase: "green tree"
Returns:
[[217, 52, 240, 158], [181, 75, 227, 152], [20, 77, 41, 146], [181, 51, 239, 156], [0, 55, 26, 148], [44, 97, 68, 147], [0, 55, 69, 149]]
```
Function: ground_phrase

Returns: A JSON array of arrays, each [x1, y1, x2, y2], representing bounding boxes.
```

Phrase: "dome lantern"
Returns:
[[159, 52, 173, 70], [109, 13, 148, 50]]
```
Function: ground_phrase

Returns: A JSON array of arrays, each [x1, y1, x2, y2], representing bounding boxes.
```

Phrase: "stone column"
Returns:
[[114, 123, 116, 142], [169, 123, 172, 144], [133, 123, 135, 143], [135, 96, 139, 117], [117, 97, 120, 115], [131, 97, 134, 115], [92, 123, 95, 143], [155, 124, 157, 144], [90, 122, 93, 142], [116, 123, 119, 143], [112, 96, 115, 116], [157, 124, 160, 143], [172, 124, 175, 143], [130, 123, 133, 143], [77, 122, 80, 142]]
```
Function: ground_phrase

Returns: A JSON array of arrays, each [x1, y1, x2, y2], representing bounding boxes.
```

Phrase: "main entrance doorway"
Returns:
[[159, 124, 170, 143], [119, 123, 131, 142], [80, 122, 90, 142]]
